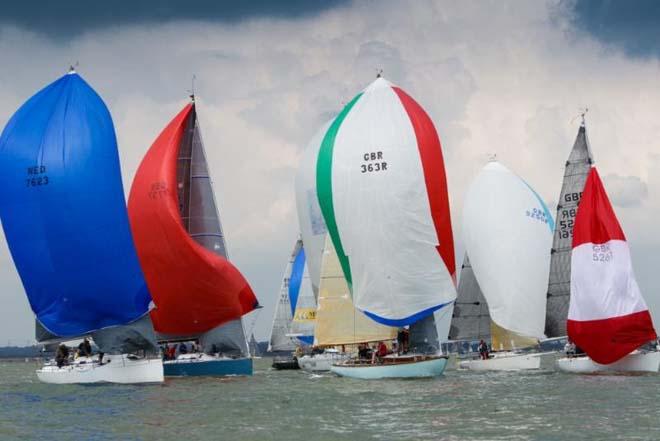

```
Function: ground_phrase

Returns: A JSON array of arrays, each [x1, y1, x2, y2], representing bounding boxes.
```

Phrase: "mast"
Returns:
[[545, 118, 594, 338]]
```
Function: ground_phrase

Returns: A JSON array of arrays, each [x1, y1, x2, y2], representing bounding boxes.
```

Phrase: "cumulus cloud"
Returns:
[[0, 0, 659, 342], [603, 174, 648, 208]]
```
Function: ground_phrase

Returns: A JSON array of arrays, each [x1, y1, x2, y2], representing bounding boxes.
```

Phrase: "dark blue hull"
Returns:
[[163, 358, 253, 377]]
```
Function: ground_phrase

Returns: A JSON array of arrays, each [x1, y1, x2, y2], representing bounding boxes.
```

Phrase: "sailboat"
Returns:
[[0, 70, 163, 384], [556, 167, 659, 373], [268, 237, 316, 370], [545, 122, 594, 339], [460, 160, 554, 371], [446, 254, 491, 368], [310, 76, 456, 379], [297, 235, 397, 372], [128, 97, 259, 377]]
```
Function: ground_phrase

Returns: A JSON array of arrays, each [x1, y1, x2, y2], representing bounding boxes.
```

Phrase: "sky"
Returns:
[[0, 0, 659, 344]]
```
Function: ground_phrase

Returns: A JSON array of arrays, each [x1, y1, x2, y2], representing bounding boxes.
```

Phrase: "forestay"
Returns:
[[0, 72, 153, 341], [462, 161, 553, 348], [316, 77, 456, 326]]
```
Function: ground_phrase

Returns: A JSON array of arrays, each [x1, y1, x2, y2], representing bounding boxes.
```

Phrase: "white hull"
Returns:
[[298, 352, 350, 372], [556, 351, 660, 374], [331, 356, 447, 379], [36, 355, 164, 384], [459, 351, 557, 371]]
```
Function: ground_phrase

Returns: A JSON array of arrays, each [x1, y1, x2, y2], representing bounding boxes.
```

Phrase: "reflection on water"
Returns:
[[0, 359, 658, 440]]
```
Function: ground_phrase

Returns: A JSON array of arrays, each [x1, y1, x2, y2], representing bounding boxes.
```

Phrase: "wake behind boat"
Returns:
[[0, 70, 163, 384]]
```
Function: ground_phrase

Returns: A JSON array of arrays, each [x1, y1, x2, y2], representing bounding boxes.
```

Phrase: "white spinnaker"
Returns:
[[295, 120, 333, 300], [331, 78, 455, 323], [462, 161, 553, 340]]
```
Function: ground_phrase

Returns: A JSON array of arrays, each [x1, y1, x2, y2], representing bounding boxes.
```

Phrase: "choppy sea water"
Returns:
[[0, 358, 658, 440]]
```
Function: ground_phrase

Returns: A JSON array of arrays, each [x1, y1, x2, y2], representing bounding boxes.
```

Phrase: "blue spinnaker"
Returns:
[[0, 72, 152, 339], [288, 247, 306, 316]]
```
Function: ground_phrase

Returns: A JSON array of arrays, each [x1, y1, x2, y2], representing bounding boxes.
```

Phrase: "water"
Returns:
[[0, 359, 658, 440]]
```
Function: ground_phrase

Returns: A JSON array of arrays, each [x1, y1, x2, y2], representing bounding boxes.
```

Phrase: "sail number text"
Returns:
[[148, 181, 168, 199], [26, 165, 49, 187], [558, 192, 583, 239], [592, 244, 613, 263], [360, 151, 388, 173]]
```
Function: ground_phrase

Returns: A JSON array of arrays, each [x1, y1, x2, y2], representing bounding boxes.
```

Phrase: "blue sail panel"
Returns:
[[288, 247, 306, 316], [0, 72, 152, 339]]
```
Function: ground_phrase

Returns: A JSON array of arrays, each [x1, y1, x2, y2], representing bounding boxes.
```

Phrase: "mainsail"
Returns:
[[128, 102, 258, 356], [314, 235, 396, 346], [567, 167, 656, 364], [463, 161, 553, 350], [448, 254, 490, 342], [545, 124, 593, 338], [268, 238, 317, 351], [316, 77, 456, 330], [288, 245, 317, 344], [0, 72, 157, 353], [295, 120, 333, 300]]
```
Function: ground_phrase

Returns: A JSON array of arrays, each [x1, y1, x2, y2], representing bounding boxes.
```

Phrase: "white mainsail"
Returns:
[[462, 160, 553, 349]]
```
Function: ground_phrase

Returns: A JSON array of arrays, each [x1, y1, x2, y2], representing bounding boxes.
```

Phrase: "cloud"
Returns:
[[603, 174, 648, 208], [0, 0, 659, 343]]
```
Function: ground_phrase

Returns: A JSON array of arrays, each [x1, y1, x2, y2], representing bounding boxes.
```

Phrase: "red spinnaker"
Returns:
[[128, 104, 257, 335]]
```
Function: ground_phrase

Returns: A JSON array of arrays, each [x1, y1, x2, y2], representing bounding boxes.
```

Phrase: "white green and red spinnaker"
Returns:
[[315, 77, 456, 327], [568, 167, 656, 364]]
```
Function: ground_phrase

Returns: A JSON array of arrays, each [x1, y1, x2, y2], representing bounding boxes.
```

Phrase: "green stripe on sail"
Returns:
[[316, 92, 362, 292]]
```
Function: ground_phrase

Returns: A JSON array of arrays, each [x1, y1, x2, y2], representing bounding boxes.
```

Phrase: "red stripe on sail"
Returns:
[[392, 86, 456, 282], [572, 167, 626, 248], [567, 310, 657, 364], [128, 103, 257, 335]]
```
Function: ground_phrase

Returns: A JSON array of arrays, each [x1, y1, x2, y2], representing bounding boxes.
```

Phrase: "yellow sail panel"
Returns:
[[293, 308, 316, 323], [314, 236, 396, 346], [490, 321, 539, 351]]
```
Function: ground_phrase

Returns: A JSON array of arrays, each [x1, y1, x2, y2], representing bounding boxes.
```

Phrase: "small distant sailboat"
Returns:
[[460, 160, 554, 371], [556, 167, 659, 373], [128, 97, 259, 377], [268, 237, 317, 370], [0, 70, 163, 384], [313, 76, 457, 379], [446, 254, 491, 368]]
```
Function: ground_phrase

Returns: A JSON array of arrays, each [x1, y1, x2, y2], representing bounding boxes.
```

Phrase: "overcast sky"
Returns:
[[0, 0, 658, 344]]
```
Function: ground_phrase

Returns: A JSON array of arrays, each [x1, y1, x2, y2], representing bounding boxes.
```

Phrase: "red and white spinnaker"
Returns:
[[567, 167, 656, 364]]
